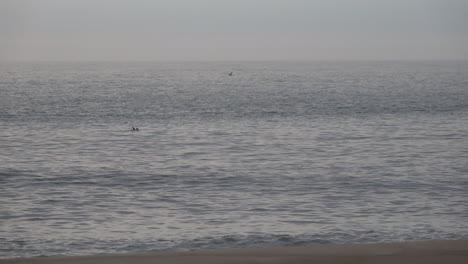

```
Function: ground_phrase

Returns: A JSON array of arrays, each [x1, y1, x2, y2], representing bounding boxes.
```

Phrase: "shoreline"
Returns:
[[1, 240, 467, 264]]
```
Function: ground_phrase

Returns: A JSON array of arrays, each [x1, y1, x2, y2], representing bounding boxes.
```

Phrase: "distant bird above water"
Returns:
[[228, 72, 233, 76], [132, 126, 139, 131]]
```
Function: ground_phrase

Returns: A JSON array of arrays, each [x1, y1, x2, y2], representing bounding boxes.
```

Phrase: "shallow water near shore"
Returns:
[[1, 61, 468, 258]]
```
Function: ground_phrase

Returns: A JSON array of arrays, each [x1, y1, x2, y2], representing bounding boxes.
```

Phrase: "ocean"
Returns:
[[1, 61, 467, 259]]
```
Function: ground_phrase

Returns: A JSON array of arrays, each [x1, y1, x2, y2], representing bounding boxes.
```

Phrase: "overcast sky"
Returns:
[[1, 0, 467, 61]]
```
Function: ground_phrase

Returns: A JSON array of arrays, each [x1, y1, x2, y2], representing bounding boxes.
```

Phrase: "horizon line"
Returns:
[[2, 59, 468, 63]]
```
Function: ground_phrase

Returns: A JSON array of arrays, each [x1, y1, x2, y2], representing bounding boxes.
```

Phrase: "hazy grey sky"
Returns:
[[1, 0, 467, 61]]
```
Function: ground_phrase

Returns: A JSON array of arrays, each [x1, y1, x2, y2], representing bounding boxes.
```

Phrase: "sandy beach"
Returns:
[[2, 240, 467, 264]]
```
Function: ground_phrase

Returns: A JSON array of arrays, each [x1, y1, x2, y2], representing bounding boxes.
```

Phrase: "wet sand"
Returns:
[[2, 240, 467, 264]]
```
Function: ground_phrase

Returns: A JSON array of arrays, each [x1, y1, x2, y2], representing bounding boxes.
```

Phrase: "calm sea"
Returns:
[[1, 61, 467, 259]]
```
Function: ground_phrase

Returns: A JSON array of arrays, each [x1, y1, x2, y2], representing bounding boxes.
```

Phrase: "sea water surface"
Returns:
[[1, 61, 468, 258]]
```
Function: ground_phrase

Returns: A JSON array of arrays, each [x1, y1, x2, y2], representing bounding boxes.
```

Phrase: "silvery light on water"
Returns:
[[1, 61, 467, 258]]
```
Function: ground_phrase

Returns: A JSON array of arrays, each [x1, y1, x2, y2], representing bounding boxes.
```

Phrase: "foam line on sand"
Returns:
[[2, 240, 467, 264]]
